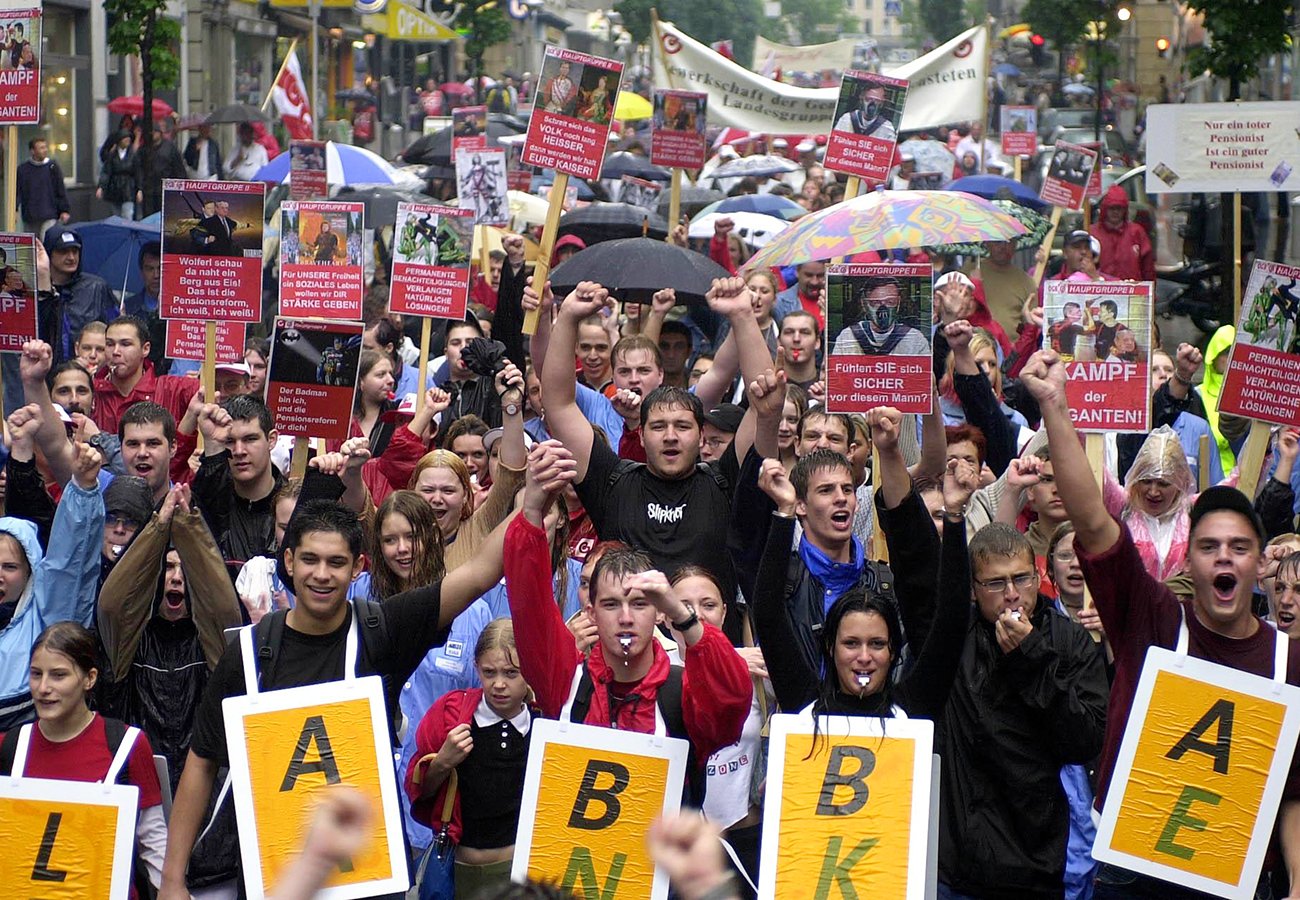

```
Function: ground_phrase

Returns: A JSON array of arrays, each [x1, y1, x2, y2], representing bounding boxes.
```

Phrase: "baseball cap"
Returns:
[[216, 362, 252, 377], [796, 140, 815, 153], [103, 476, 155, 529], [43, 224, 82, 254], [1064, 229, 1102, 257], [934, 271, 975, 291], [1188, 485, 1266, 545], [483, 426, 535, 454], [772, 138, 788, 149], [703, 403, 744, 434]]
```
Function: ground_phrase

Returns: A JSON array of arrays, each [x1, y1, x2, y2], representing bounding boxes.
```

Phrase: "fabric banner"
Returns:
[[653, 20, 985, 134], [1145, 102, 1300, 194], [272, 49, 313, 141], [752, 35, 858, 76]]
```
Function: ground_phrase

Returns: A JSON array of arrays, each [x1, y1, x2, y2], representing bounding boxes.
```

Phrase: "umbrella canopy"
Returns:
[[440, 82, 474, 96], [696, 193, 805, 221], [993, 62, 1022, 77], [334, 186, 428, 225], [600, 151, 670, 182], [746, 190, 1029, 269], [71, 216, 163, 297], [947, 174, 1051, 212], [508, 190, 550, 227], [654, 185, 725, 220], [205, 103, 269, 125], [407, 120, 524, 167], [550, 237, 729, 303], [898, 139, 956, 185], [707, 154, 801, 180], [558, 203, 670, 245], [930, 200, 1053, 257], [107, 95, 174, 119], [688, 212, 789, 248], [335, 88, 376, 106], [1062, 82, 1095, 97], [614, 91, 653, 121], [252, 141, 402, 185]]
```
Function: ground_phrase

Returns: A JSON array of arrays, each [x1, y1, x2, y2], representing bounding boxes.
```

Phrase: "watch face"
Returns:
[[505, 403, 519, 416]]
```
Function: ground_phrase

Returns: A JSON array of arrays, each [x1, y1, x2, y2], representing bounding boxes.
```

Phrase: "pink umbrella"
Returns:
[[107, 95, 175, 118]]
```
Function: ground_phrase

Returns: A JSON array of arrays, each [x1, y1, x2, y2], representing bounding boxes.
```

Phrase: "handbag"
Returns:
[[409, 765, 458, 900]]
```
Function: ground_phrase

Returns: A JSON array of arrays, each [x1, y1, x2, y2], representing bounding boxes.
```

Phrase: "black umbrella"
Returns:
[[408, 120, 525, 167], [600, 151, 670, 182], [205, 103, 269, 125], [335, 88, 377, 106], [557, 203, 669, 245], [550, 237, 729, 303], [655, 185, 725, 221], [334, 186, 429, 226]]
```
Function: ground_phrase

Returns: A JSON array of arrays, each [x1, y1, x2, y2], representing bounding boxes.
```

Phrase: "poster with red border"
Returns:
[[279, 200, 366, 319], [0, 233, 38, 351], [288, 140, 327, 200], [455, 148, 510, 226], [452, 105, 488, 154], [389, 202, 473, 320], [266, 317, 361, 440], [1042, 279, 1152, 433], [0, 2, 41, 124], [650, 89, 707, 170], [826, 263, 933, 415], [1000, 105, 1037, 157], [522, 45, 623, 181], [1039, 141, 1098, 210], [823, 71, 908, 184], [1220, 259, 1300, 427], [165, 319, 244, 363], [160, 179, 264, 322], [506, 142, 533, 192], [1082, 141, 1103, 200]]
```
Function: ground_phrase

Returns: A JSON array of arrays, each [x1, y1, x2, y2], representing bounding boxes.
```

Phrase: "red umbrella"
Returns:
[[440, 82, 473, 95], [107, 95, 175, 118]]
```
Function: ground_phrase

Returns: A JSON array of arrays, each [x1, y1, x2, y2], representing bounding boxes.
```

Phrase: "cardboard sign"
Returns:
[[279, 200, 366, 319], [266, 317, 362, 440], [620, 175, 662, 213], [1000, 105, 1037, 157], [1145, 102, 1300, 194], [1093, 647, 1300, 899], [165, 319, 245, 363], [506, 142, 534, 192], [759, 713, 936, 900], [650, 89, 707, 170], [1082, 141, 1103, 200], [455, 148, 510, 226], [160, 179, 264, 321], [0, 775, 139, 898], [389, 202, 473, 319], [512, 719, 688, 900], [826, 263, 933, 415], [1039, 141, 1097, 210], [522, 45, 624, 180], [0, 233, 38, 351], [224, 675, 407, 900], [289, 140, 328, 200], [823, 71, 908, 183], [1220, 259, 1300, 427], [0, 2, 41, 124], [452, 105, 488, 153], [1042, 280, 1152, 432]]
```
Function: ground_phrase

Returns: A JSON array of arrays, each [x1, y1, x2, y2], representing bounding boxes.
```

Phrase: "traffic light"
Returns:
[[1029, 33, 1046, 66], [1156, 37, 1170, 58]]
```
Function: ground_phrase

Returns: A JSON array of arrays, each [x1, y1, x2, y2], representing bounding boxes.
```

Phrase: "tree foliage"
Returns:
[[104, 0, 180, 154], [1021, 0, 1092, 57], [616, 0, 764, 67], [1182, 0, 1290, 99], [917, 0, 968, 42], [456, 0, 511, 100], [760, 0, 854, 46]]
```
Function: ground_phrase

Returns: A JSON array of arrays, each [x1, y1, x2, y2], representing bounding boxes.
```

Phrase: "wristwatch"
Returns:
[[503, 401, 519, 416], [671, 609, 700, 632]]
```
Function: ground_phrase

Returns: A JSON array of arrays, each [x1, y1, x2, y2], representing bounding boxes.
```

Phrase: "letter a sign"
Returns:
[[224, 676, 408, 899], [1094, 647, 1300, 899], [759, 713, 938, 900], [512, 719, 689, 899]]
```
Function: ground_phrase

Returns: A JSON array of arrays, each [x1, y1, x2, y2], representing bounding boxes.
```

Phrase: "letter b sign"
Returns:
[[568, 760, 631, 830], [816, 746, 876, 816]]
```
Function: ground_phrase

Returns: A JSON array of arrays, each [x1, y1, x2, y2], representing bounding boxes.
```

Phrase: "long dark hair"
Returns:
[[370, 490, 446, 600]]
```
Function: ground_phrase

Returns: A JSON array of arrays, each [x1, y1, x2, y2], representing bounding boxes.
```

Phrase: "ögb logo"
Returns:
[[954, 40, 973, 58], [661, 33, 682, 54]]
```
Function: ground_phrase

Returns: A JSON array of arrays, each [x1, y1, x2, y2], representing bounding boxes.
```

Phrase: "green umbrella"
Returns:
[[930, 199, 1052, 258]]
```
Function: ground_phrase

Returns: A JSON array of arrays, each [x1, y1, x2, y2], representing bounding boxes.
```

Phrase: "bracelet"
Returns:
[[1174, 372, 1194, 387], [943, 506, 966, 521], [695, 875, 742, 900], [671, 609, 700, 632], [773, 509, 796, 520]]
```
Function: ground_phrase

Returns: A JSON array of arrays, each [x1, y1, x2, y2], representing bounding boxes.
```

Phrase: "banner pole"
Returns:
[[844, 176, 860, 200], [291, 436, 309, 479], [202, 320, 217, 416], [1237, 420, 1271, 500], [1233, 191, 1242, 322], [416, 316, 432, 416], [870, 446, 888, 563], [3, 125, 17, 232], [1197, 434, 1211, 492], [260, 38, 299, 112], [978, 18, 993, 174], [523, 172, 569, 335], [1013, 155, 1021, 183], [1031, 207, 1062, 286], [668, 168, 682, 234]]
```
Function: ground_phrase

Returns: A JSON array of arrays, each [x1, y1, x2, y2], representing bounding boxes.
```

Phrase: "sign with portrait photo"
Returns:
[[1039, 141, 1098, 210], [826, 262, 933, 415], [388, 202, 473, 320], [1000, 105, 1037, 157], [620, 175, 662, 213], [266, 317, 362, 441], [0, 1, 41, 124], [455, 148, 509, 226], [522, 45, 624, 180], [452, 104, 488, 154], [650, 89, 707, 170], [0, 232, 38, 351], [160, 179, 264, 322], [823, 71, 908, 183], [1220, 259, 1300, 427], [279, 200, 366, 320], [289, 139, 328, 200]]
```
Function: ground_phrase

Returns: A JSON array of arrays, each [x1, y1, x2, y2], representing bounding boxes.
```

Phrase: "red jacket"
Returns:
[[1090, 186, 1154, 282], [404, 687, 478, 840], [92, 363, 201, 435], [361, 424, 427, 506], [503, 515, 751, 762]]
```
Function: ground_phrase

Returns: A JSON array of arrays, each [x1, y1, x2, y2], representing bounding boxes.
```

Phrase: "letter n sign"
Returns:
[[512, 720, 689, 900], [1094, 647, 1300, 900]]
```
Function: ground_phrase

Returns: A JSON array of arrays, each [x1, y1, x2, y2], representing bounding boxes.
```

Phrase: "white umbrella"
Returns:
[[508, 190, 550, 227], [688, 211, 789, 248], [707, 154, 801, 180]]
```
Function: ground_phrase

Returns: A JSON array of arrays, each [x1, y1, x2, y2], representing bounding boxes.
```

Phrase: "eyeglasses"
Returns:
[[974, 573, 1038, 593], [105, 513, 137, 530], [1052, 549, 1077, 563]]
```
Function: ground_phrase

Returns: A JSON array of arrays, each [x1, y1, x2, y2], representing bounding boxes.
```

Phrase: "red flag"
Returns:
[[271, 49, 313, 140], [710, 39, 734, 60]]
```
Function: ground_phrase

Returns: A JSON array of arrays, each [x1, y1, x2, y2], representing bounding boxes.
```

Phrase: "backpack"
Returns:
[[0, 716, 135, 782], [487, 87, 508, 113], [605, 458, 731, 493]]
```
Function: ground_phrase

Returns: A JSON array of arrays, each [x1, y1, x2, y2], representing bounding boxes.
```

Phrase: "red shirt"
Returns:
[[800, 291, 824, 330], [93, 364, 201, 436], [12, 713, 162, 808]]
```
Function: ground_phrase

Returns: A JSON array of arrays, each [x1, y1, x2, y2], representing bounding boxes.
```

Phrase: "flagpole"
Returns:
[[650, 9, 677, 91], [309, 0, 321, 139], [261, 38, 300, 112], [978, 17, 993, 174]]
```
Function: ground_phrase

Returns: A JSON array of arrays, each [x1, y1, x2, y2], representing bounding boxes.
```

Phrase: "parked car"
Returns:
[[1037, 107, 1101, 140]]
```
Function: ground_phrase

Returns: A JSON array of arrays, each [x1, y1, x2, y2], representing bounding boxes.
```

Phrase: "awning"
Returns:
[[362, 0, 459, 41]]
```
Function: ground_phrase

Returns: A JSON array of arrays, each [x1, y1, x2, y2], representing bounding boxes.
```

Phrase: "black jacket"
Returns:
[[445, 374, 502, 428], [99, 146, 141, 203], [15, 157, 69, 222], [193, 452, 287, 562], [183, 136, 224, 179]]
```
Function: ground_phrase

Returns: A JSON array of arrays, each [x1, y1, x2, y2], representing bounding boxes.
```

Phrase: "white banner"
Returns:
[[653, 20, 986, 134], [1144, 102, 1300, 194], [752, 35, 858, 76]]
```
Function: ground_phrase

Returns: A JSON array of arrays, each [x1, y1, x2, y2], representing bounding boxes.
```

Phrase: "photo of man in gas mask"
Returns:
[[833, 80, 897, 141], [832, 275, 929, 356]]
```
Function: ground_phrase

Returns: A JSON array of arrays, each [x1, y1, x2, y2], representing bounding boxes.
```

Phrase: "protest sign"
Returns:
[[0, 775, 140, 899], [522, 46, 623, 180], [160, 179, 264, 321], [389, 202, 473, 319], [452, 105, 488, 153], [165, 319, 244, 363], [650, 89, 707, 170], [224, 676, 407, 900], [1219, 259, 1300, 427], [759, 713, 936, 900], [455, 148, 509, 226], [279, 200, 366, 319], [1145, 102, 1300, 194], [513, 719, 687, 900], [1082, 141, 1103, 201], [266, 317, 362, 441], [826, 263, 933, 415], [1000, 105, 1037, 157], [0, 232, 37, 351], [620, 176, 663, 213], [506, 142, 534, 192], [823, 71, 908, 183], [1042, 280, 1152, 432], [289, 139, 328, 200], [1093, 648, 1300, 899], [1038, 141, 1097, 210], [423, 115, 451, 136], [0, 1, 41, 124], [539, 182, 579, 211]]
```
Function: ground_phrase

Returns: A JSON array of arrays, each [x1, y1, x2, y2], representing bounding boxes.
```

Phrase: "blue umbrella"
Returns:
[[697, 193, 805, 221], [993, 62, 1022, 77], [251, 141, 402, 185], [71, 216, 162, 298], [947, 174, 1051, 212]]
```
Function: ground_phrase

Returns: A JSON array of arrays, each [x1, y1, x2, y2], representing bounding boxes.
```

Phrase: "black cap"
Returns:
[[43, 223, 82, 254], [103, 476, 155, 529], [703, 403, 744, 434], [1189, 485, 1266, 545], [1063, 229, 1092, 246]]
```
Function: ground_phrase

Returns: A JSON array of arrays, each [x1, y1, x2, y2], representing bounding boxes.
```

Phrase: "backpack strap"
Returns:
[[606, 459, 641, 490], [6, 724, 32, 778], [563, 665, 595, 726], [351, 596, 389, 675], [0, 725, 20, 776], [102, 722, 140, 786], [654, 665, 687, 742]]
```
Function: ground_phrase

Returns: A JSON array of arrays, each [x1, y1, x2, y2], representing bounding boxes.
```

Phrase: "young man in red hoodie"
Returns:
[[1089, 185, 1155, 282]]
